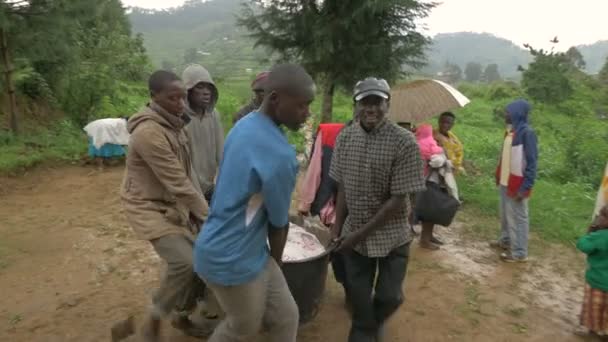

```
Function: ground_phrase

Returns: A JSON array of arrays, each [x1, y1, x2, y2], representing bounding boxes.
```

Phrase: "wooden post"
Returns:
[[1, 27, 18, 134], [320, 76, 334, 123]]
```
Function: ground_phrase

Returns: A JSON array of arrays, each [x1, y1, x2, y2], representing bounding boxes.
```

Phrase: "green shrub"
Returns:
[[0, 120, 86, 174], [563, 122, 608, 187], [521, 46, 574, 104], [487, 82, 523, 101], [0, 130, 16, 145], [14, 68, 58, 106], [457, 83, 487, 99]]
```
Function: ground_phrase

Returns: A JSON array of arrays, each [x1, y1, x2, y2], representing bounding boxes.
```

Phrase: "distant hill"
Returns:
[[577, 41, 608, 74], [128, 0, 268, 79], [128, 1, 608, 79], [424, 32, 532, 79]]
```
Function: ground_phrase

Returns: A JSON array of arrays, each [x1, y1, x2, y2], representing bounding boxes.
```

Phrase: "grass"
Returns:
[[8, 313, 22, 326], [503, 305, 526, 318], [451, 81, 607, 245], [2, 79, 605, 248], [0, 82, 149, 175], [510, 322, 528, 334], [0, 120, 87, 175]]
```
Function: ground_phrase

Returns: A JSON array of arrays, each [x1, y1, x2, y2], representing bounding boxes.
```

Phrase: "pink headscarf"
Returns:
[[415, 124, 443, 161]]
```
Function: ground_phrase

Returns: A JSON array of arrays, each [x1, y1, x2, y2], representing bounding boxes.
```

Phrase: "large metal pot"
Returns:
[[282, 216, 334, 324]]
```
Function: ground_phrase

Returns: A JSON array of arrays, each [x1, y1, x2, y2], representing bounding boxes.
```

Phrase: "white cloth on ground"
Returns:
[[282, 223, 325, 262], [84, 118, 130, 149]]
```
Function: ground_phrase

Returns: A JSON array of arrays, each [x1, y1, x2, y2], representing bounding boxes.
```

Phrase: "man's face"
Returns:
[[439, 115, 455, 134], [153, 80, 186, 116], [253, 88, 265, 107], [273, 84, 314, 131], [356, 95, 389, 131], [189, 82, 213, 108]]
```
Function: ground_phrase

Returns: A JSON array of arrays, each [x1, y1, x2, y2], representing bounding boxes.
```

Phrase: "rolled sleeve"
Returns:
[[391, 139, 426, 196]]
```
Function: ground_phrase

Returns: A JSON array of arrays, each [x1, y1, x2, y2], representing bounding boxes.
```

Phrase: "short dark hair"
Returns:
[[266, 63, 314, 94], [440, 111, 456, 120], [148, 70, 180, 95]]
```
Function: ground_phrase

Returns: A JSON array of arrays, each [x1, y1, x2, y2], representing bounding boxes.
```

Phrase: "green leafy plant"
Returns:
[[520, 42, 573, 104]]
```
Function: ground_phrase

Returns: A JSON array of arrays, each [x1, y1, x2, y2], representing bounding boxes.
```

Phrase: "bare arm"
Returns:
[[332, 183, 347, 240], [268, 223, 289, 266], [214, 112, 225, 165]]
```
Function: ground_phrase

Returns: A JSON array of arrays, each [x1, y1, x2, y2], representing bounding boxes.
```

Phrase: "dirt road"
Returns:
[[0, 166, 589, 341]]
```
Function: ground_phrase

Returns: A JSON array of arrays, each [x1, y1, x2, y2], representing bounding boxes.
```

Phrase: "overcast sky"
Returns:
[[121, 0, 608, 50]]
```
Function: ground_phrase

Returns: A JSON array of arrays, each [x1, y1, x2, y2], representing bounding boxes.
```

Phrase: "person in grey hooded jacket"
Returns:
[[182, 64, 225, 203]]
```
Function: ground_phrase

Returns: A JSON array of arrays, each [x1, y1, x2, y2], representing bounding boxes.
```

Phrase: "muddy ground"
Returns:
[[0, 166, 592, 341]]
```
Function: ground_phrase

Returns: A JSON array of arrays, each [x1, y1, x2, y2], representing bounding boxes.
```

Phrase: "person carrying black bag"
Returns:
[[414, 124, 460, 250]]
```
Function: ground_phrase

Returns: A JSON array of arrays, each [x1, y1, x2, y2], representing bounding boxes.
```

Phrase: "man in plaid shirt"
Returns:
[[330, 77, 425, 342]]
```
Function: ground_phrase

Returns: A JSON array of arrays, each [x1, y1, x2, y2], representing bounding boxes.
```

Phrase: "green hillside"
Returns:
[[427, 33, 608, 77], [426, 32, 532, 78], [128, 0, 269, 78], [578, 40, 608, 74], [128, 1, 608, 80]]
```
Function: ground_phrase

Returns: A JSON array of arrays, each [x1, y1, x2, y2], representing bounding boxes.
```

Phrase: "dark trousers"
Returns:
[[150, 234, 207, 316], [331, 252, 347, 286], [343, 243, 410, 342], [331, 252, 351, 309]]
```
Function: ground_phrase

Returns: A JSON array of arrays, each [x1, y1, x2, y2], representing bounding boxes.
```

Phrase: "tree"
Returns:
[[0, 21, 18, 134], [520, 42, 573, 104], [58, 0, 150, 126], [464, 62, 483, 82], [239, 0, 435, 122], [599, 57, 608, 85], [442, 62, 462, 84], [482, 64, 501, 83], [0, 0, 56, 134], [1, 0, 149, 128], [565, 46, 586, 70], [0, 0, 71, 133]]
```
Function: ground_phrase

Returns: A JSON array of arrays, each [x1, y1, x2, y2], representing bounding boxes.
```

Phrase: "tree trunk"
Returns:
[[0, 28, 18, 134], [320, 77, 335, 123]]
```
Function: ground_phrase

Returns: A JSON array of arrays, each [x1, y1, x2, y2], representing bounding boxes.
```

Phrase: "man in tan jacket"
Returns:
[[121, 70, 213, 341]]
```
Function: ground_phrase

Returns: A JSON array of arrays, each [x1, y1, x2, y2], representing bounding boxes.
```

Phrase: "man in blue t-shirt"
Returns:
[[194, 64, 315, 342]]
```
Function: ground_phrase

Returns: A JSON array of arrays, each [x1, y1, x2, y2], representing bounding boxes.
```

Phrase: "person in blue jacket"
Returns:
[[491, 99, 538, 262]]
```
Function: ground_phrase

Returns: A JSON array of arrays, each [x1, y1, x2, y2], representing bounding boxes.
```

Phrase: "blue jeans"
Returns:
[[499, 186, 529, 258]]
